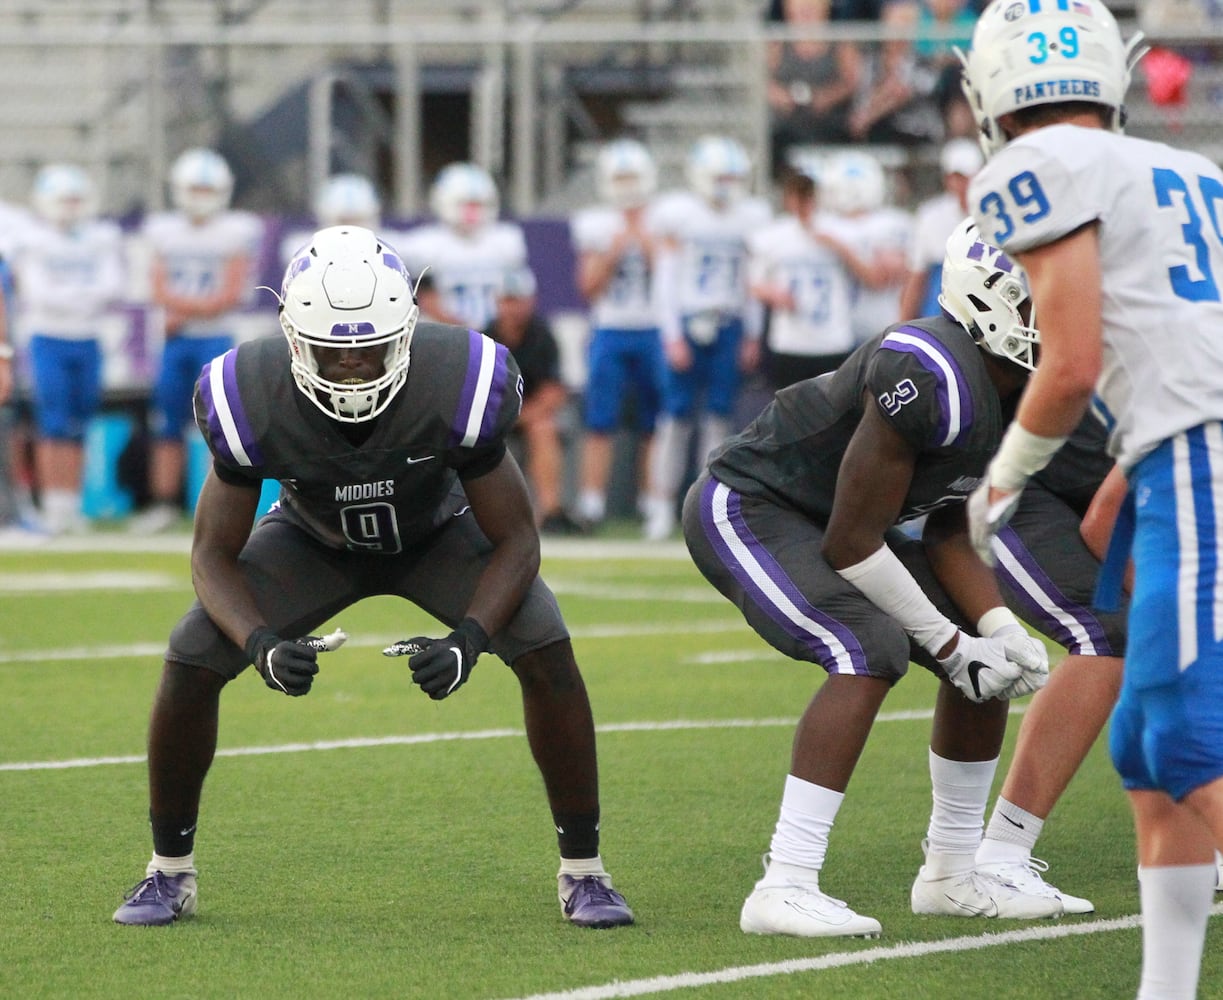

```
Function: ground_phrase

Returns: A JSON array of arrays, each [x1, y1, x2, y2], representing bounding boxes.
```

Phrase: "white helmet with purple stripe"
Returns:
[[938, 218, 1039, 371], [279, 225, 419, 422]]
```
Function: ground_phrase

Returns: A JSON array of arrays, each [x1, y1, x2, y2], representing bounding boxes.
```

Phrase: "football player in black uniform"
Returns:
[[684, 219, 1055, 938], [113, 226, 634, 929]]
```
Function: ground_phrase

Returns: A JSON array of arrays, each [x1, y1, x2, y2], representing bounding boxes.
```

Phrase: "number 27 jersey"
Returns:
[[970, 124, 1223, 471]]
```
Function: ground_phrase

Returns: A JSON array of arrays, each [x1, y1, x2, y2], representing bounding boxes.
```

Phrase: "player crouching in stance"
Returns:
[[683, 220, 1062, 938], [113, 227, 633, 930]]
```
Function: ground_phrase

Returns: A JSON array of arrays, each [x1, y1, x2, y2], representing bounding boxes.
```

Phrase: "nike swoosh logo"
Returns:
[[967, 661, 986, 700], [1001, 813, 1025, 830], [947, 894, 998, 918], [443, 649, 463, 694], [405, 455, 435, 465]]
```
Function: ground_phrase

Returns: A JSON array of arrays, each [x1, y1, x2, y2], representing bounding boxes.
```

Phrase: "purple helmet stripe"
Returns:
[[700, 478, 869, 675]]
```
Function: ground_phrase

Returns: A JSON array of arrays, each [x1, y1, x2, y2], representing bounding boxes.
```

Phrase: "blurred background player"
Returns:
[[279, 172, 383, 266], [640, 135, 772, 541], [396, 162, 527, 331], [746, 167, 860, 393], [570, 138, 664, 530], [9, 164, 125, 535], [130, 147, 264, 532], [897, 137, 982, 321], [483, 266, 583, 535], [816, 149, 913, 343]]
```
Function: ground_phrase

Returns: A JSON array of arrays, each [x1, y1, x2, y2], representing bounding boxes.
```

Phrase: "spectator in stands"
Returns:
[[639, 135, 772, 541], [396, 162, 528, 332], [484, 266, 583, 535], [747, 169, 860, 392], [10, 164, 125, 535], [848, 0, 979, 145], [279, 172, 383, 267], [129, 148, 264, 533], [766, 0, 864, 176], [570, 138, 664, 531], [0, 198, 35, 545], [897, 137, 981, 321]]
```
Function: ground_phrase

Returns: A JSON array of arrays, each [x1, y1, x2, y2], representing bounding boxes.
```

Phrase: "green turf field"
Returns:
[[1, 535, 1219, 999]]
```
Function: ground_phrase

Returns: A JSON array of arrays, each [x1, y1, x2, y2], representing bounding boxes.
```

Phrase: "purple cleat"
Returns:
[[559, 874, 635, 928], [113, 871, 198, 926]]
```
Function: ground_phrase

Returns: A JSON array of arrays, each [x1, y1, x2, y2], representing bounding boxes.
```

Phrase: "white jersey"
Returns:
[[821, 206, 913, 342], [396, 221, 527, 331], [746, 213, 855, 357], [971, 124, 1223, 471], [649, 190, 772, 340], [143, 210, 265, 337], [907, 192, 966, 273], [569, 205, 657, 331], [10, 217, 125, 340]]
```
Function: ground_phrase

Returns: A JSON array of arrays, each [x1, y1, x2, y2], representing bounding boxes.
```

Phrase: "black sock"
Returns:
[[150, 810, 198, 858], [553, 810, 600, 859]]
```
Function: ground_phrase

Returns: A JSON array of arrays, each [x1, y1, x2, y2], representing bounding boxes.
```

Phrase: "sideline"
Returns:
[[493, 908, 1223, 1000]]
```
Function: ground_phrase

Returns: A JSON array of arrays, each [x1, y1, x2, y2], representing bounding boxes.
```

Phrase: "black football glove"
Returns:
[[383, 618, 489, 700], [244, 627, 348, 697]]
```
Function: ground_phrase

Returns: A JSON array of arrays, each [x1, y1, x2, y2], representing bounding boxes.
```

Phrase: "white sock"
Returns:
[[925, 750, 998, 863], [648, 417, 692, 501], [1136, 863, 1215, 1000], [577, 490, 605, 523], [977, 797, 1044, 864], [147, 852, 196, 878], [698, 414, 730, 462], [765, 774, 844, 875], [558, 855, 607, 878], [41, 489, 82, 534]]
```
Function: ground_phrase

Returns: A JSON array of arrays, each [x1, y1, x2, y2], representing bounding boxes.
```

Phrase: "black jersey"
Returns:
[[192, 321, 524, 554], [1033, 411, 1114, 517], [708, 314, 1007, 525]]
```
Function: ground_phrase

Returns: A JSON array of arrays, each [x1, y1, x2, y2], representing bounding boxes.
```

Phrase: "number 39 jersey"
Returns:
[[970, 124, 1223, 471], [708, 314, 1008, 525], [193, 322, 522, 554]]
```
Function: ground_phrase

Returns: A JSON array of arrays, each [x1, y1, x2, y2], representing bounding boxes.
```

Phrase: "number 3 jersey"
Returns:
[[707, 314, 1009, 525], [970, 124, 1223, 471], [193, 322, 522, 554]]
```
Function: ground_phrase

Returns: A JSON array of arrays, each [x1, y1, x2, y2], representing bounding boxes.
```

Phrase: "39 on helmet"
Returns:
[[596, 138, 657, 209], [939, 218, 1039, 371], [685, 135, 751, 207], [278, 226, 419, 423], [429, 162, 499, 233], [170, 148, 234, 220], [315, 173, 381, 229], [820, 150, 886, 216], [31, 163, 96, 228], [960, 0, 1146, 157]]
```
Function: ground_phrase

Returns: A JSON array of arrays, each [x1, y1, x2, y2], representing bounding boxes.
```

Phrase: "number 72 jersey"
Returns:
[[969, 123, 1223, 472]]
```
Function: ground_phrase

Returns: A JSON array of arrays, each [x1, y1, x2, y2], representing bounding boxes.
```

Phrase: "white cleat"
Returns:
[[741, 864, 881, 938], [973, 857, 1093, 916]]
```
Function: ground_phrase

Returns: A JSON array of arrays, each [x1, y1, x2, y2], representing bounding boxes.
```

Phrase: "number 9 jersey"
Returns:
[[969, 124, 1223, 472]]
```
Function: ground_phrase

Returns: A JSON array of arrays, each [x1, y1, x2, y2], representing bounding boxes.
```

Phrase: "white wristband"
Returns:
[[977, 606, 1020, 637], [990, 422, 1068, 492], [836, 544, 957, 654], [0, 343, 13, 360]]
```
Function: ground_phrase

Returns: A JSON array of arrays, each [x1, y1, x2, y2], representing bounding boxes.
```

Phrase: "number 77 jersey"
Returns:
[[969, 123, 1223, 472]]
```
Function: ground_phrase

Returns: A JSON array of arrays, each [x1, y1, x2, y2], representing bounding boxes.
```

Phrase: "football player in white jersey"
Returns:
[[11, 164, 125, 534], [133, 148, 264, 533], [640, 135, 772, 541], [961, 3, 1223, 996], [814, 149, 913, 344], [279, 172, 383, 268], [395, 162, 527, 331], [570, 138, 664, 529]]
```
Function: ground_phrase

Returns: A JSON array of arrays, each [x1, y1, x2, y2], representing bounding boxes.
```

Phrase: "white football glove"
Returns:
[[937, 629, 1031, 703], [967, 478, 1022, 567], [989, 623, 1049, 700]]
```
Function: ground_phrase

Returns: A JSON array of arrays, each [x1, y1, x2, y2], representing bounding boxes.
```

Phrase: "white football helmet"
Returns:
[[279, 226, 419, 423], [429, 162, 499, 233], [686, 135, 751, 207], [960, 0, 1146, 156], [315, 173, 381, 228], [596, 138, 657, 209], [31, 163, 96, 228], [939, 218, 1038, 371], [170, 148, 234, 220], [820, 150, 886, 216]]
